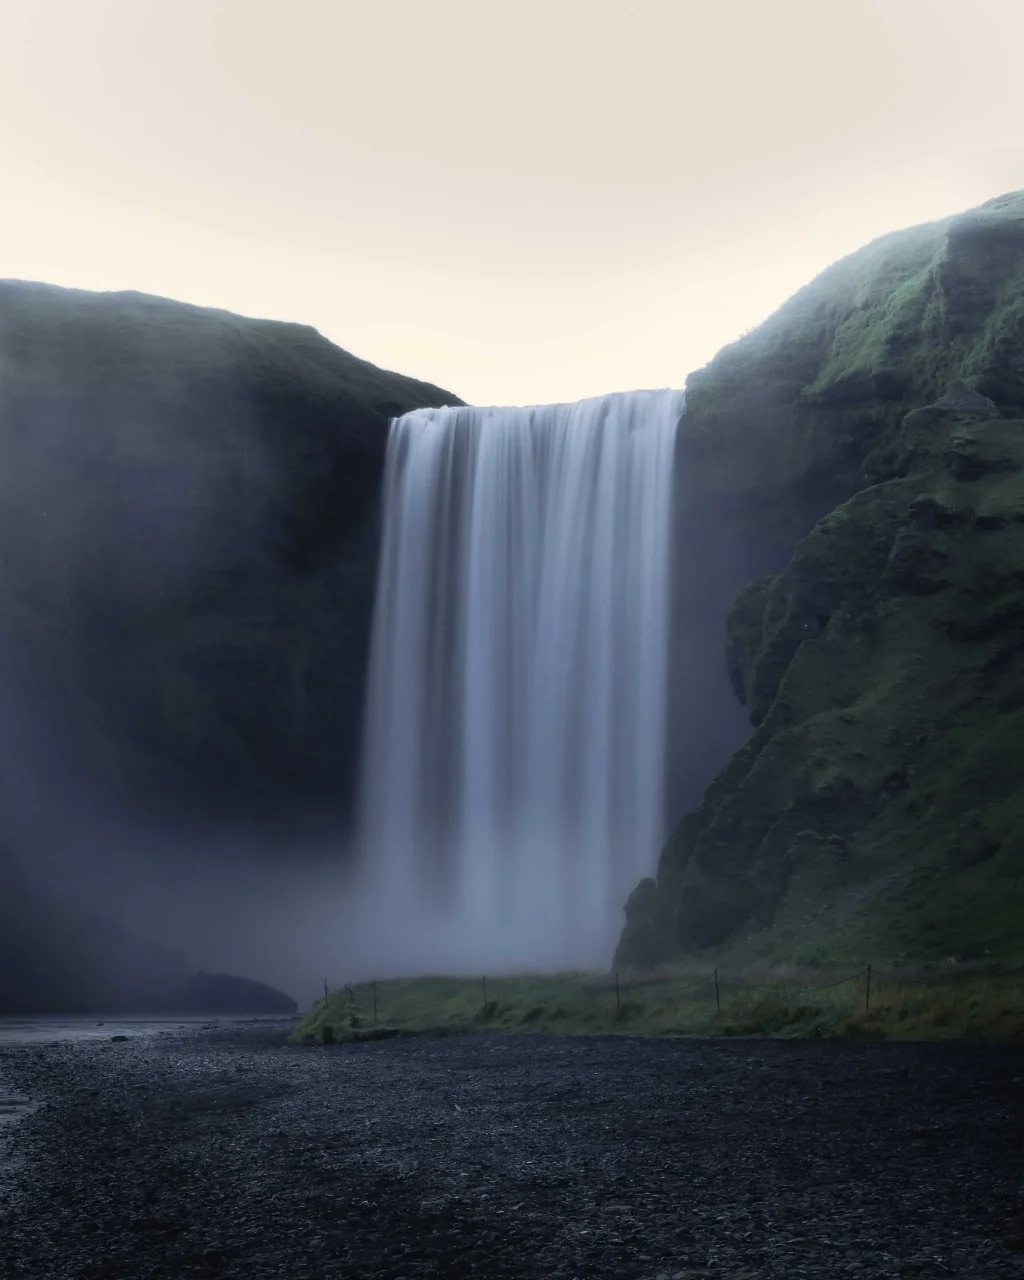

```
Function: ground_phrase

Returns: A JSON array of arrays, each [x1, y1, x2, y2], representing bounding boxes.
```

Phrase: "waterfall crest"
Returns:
[[353, 389, 682, 972]]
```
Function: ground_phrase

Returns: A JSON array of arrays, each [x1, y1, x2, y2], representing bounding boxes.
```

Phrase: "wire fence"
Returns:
[[324, 960, 1024, 1025]]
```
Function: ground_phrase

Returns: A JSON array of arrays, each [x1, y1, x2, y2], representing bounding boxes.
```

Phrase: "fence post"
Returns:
[[482, 976, 487, 1006], [372, 980, 378, 1024], [865, 964, 872, 1015], [615, 971, 620, 1010], [714, 968, 720, 1012]]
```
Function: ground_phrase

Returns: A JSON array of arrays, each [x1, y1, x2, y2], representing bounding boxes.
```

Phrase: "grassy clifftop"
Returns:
[[0, 280, 449, 411], [619, 192, 1024, 971], [678, 191, 1024, 504]]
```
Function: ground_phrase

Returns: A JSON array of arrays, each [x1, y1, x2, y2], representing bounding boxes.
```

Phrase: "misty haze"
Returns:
[[1, 2, 1023, 1278]]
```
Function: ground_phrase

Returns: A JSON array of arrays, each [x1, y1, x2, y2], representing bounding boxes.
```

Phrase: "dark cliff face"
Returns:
[[621, 190, 1024, 970], [0, 281, 458, 1013], [0, 281, 459, 833], [0, 845, 298, 1013]]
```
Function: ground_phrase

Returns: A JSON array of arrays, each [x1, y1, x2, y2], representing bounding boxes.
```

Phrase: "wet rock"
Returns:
[[908, 493, 961, 530], [882, 527, 951, 595], [675, 885, 750, 950], [932, 381, 999, 418], [943, 436, 1020, 481]]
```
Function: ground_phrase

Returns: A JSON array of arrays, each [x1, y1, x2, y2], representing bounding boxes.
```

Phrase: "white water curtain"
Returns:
[[353, 390, 682, 973]]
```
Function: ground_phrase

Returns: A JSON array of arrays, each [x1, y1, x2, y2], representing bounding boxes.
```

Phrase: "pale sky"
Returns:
[[1, 0, 1021, 406]]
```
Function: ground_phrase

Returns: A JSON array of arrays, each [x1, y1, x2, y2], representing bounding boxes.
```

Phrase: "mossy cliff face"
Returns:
[[0, 281, 459, 829], [679, 192, 1024, 504], [621, 191, 1024, 968]]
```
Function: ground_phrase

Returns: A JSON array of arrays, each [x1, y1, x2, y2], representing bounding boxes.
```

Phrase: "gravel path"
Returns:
[[0, 1027, 1022, 1279]]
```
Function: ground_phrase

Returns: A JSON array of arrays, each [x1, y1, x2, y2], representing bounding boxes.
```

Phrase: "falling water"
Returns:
[[352, 389, 682, 973]]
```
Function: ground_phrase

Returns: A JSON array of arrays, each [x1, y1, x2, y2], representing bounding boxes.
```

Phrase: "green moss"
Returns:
[[627, 410, 1024, 967], [678, 191, 1024, 505], [0, 281, 453, 412], [619, 191, 1024, 972]]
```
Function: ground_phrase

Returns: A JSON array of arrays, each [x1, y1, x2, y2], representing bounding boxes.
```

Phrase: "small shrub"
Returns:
[[614, 1000, 646, 1023], [715, 996, 823, 1036], [342, 984, 362, 1028], [925, 1001, 956, 1028], [474, 1000, 499, 1023], [839, 1013, 885, 1038]]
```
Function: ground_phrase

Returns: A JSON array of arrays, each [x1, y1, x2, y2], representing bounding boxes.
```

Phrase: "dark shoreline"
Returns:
[[1, 1026, 1022, 1278], [0, 1013, 299, 1044]]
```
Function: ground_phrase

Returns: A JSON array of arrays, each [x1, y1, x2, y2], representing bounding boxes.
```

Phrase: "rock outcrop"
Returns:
[[0, 847, 296, 1013], [179, 971, 297, 1016], [619, 191, 1024, 968]]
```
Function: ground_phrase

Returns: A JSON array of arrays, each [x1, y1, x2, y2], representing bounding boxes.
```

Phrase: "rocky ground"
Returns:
[[0, 1027, 1022, 1279]]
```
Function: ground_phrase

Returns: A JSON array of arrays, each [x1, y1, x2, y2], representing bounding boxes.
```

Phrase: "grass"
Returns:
[[292, 964, 1024, 1046], [0, 278, 460, 412]]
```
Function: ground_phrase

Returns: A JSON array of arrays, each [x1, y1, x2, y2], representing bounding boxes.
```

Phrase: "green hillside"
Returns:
[[619, 192, 1024, 969]]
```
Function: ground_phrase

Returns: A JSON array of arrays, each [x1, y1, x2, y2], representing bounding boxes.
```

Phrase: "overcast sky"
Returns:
[[1, 0, 1021, 406]]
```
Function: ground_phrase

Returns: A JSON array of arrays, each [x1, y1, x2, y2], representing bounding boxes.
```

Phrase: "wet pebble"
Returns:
[[0, 1029, 1021, 1277]]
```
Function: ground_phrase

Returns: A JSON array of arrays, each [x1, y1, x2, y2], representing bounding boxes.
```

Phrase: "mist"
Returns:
[[0, 631, 361, 1011], [0, 299, 763, 1008], [0, 284, 409, 1013]]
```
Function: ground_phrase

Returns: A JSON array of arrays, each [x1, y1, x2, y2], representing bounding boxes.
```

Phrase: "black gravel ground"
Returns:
[[0, 1027, 1022, 1279]]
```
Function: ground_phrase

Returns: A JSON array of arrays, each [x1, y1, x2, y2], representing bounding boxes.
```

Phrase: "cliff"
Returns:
[[620, 191, 1024, 968], [0, 847, 297, 1014], [0, 281, 459, 828], [0, 281, 457, 1014]]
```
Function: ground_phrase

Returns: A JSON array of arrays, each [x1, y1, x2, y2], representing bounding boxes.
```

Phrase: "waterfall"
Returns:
[[351, 389, 682, 973]]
